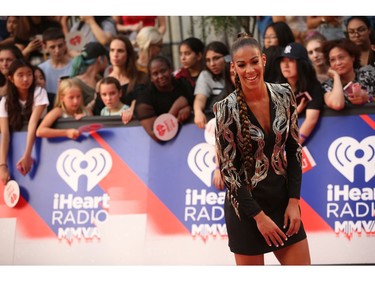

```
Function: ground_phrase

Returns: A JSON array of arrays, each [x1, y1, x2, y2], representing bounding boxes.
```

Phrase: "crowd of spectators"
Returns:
[[0, 15, 374, 185]]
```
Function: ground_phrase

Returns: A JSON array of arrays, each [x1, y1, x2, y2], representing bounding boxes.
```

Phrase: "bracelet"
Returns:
[[299, 133, 308, 140], [215, 166, 220, 170], [369, 95, 373, 103], [0, 163, 8, 168]]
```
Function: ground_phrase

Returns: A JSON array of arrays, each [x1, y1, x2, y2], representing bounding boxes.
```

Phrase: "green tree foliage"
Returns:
[[200, 16, 256, 45]]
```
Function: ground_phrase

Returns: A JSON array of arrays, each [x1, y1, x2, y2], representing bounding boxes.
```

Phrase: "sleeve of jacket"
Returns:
[[284, 85, 303, 199], [213, 95, 262, 220]]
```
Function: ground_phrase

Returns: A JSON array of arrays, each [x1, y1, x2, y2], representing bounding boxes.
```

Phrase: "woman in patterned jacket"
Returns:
[[214, 33, 311, 265]]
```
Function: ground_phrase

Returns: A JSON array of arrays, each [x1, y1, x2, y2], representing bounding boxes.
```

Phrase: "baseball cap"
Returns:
[[279, 42, 309, 62], [81, 42, 107, 60]]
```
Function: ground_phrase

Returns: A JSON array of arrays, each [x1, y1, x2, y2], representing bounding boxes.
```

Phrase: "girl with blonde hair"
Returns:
[[36, 78, 92, 139]]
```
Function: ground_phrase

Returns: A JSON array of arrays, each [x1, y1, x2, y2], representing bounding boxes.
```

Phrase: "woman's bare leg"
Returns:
[[273, 238, 311, 265], [234, 253, 265, 265]]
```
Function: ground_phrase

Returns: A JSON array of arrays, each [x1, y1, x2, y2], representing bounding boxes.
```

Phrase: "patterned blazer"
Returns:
[[214, 82, 302, 219]]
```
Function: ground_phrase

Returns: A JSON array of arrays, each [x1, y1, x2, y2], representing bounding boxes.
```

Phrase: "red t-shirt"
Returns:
[[120, 16, 157, 27]]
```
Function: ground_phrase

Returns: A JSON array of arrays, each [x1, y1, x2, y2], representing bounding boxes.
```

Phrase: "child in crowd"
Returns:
[[174, 37, 205, 93], [33, 66, 46, 89], [93, 35, 147, 121], [36, 78, 92, 140], [97, 77, 130, 120], [0, 59, 49, 184]]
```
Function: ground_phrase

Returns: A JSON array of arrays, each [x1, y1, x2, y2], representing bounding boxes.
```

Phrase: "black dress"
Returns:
[[214, 82, 307, 255]]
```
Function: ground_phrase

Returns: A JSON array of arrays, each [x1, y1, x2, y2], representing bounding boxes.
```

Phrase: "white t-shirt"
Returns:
[[38, 59, 73, 95], [70, 18, 117, 48], [194, 70, 224, 98], [0, 86, 49, 118]]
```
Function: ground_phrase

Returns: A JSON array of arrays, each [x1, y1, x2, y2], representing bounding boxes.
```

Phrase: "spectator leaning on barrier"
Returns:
[[321, 38, 375, 110], [36, 78, 92, 140], [97, 76, 130, 120], [0, 59, 49, 184], [135, 55, 192, 142], [174, 37, 205, 94], [193, 41, 229, 129]]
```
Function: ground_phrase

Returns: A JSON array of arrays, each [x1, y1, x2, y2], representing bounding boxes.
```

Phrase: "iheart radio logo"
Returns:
[[328, 136, 375, 182], [69, 35, 81, 46], [187, 143, 216, 187], [56, 148, 112, 192], [187, 119, 216, 187]]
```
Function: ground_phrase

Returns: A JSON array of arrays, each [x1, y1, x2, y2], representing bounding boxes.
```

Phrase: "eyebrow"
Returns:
[[348, 25, 367, 29]]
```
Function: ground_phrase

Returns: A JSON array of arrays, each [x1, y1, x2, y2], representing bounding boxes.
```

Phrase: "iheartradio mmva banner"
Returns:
[[0, 113, 374, 264], [300, 114, 375, 239]]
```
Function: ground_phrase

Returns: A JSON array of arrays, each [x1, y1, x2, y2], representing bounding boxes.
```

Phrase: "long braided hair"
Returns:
[[231, 33, 263, 187]]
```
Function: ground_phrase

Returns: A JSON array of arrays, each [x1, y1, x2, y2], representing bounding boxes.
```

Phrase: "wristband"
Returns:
[[299, 133, 308, 140], [0, 163, 8, 168], [369, 96, 373, 103]]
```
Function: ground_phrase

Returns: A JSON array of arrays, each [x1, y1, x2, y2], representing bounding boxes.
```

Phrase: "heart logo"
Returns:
[[155, 124, 166, 136], [10, 193, 17, 204], [328, 136, 375, 182], [69, 35, 81, 46], [153, 113, 179, 141], [56, 148, 112, 192], [187, 143, 216, 187]]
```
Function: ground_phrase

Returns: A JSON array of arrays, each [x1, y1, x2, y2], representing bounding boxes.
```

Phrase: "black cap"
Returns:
[[81, 42, 107, 60], [279, 42, 309, 62]]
